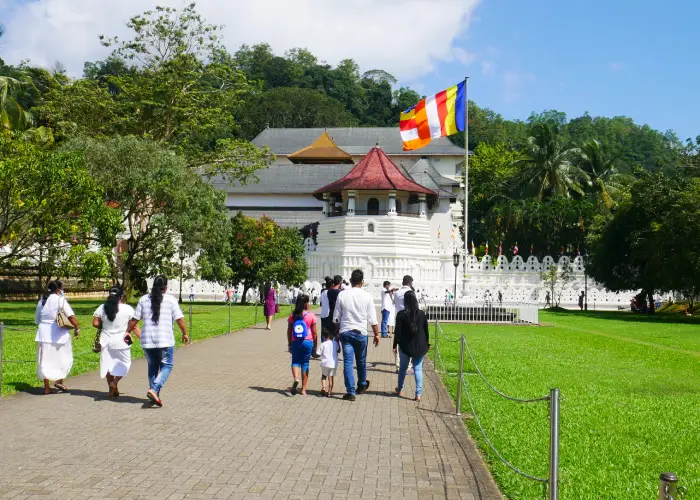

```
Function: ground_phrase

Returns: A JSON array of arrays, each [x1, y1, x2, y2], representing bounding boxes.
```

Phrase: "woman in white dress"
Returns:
[[92, 287, 140, 397], [35, 281, 80, 394]]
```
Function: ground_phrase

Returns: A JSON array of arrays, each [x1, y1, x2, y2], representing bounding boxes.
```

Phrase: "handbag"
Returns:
[[56, 297, 72, 329], [275, 303, 280, 314], [92, 328, 102, 353]]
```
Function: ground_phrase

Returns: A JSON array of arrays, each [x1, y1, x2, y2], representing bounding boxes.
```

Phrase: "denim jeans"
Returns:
[[397, 350, 424, 397], [380, 309, 390, 336], [143, 347, 174, 394], [339, 331, 368, 395]]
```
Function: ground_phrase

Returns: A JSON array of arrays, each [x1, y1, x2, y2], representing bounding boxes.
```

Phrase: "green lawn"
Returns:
[[0, 299, 291, 396], [435, 310, 700, 499]]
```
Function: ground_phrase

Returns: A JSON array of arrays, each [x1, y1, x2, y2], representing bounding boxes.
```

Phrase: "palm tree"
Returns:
[[579, 139, 633, 209], [0, 75, 33, 130], [514, 122, 589, 200]]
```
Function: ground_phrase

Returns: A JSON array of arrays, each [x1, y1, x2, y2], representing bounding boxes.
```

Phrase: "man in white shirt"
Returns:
[[380, 281, 397, 338], [333, 269, 379, 401], [395, 275, 414, 313]]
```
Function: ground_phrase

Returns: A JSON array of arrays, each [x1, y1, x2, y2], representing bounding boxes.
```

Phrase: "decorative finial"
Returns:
[[375, 139, 380, 147]]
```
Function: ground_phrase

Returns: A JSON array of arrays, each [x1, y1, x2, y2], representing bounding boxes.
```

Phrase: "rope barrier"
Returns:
[[460, 374, 548, 483], [432, 319, 558, 497]]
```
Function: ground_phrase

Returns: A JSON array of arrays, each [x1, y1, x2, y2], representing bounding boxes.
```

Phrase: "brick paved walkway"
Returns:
[[0, 317, 501, 500]]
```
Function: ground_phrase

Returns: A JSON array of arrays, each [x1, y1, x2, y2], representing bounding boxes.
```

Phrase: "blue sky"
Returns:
[[416, 0, 700, 141], [1, 0, 697, 141]]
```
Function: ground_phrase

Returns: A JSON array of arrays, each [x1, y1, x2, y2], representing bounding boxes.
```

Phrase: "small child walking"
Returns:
[[317, 329, 339, 397]]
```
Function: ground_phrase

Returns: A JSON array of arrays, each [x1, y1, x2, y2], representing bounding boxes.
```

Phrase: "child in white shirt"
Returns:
[[317, 330, 339, 397]]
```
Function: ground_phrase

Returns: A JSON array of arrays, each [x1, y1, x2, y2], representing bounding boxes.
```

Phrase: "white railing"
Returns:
[[423, 302, 539, 325]]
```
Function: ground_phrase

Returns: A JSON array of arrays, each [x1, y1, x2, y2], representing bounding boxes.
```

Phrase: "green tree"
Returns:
[[0, 75, 33, 130], [578, 139, 633, 210], [0, 136, 119, 289], [514, 122, 589, 200], [540, 263, 575, 308], [63, 135, 229, 295], [40, 3, 273, 184], [586, 171, 693, 312], [237, 87, 357, 139], [218, 213, 307, 303]]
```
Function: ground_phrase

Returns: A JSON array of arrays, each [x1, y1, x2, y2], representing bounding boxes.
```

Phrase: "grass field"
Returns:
[[0, 299, 293, 397], [435, 310, 700, 499]]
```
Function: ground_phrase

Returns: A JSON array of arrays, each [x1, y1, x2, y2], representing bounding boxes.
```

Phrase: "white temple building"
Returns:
[[186, 127, 634, 309]]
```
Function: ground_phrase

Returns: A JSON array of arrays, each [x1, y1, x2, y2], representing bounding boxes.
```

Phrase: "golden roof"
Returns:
[[288, 131, 354, 163]]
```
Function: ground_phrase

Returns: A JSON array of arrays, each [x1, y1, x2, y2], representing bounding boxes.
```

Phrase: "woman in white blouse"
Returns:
[[92, 287, 140, 397], [35, 281, 80, 394]]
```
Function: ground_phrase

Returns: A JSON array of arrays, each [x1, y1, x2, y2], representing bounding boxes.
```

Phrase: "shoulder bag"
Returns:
[[56, 296, 72, 329]]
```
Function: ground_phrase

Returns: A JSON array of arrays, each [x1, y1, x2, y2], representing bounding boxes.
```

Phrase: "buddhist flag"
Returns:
[[400, 80, 466, 151], [514, 242, 519, 255], [485, 241, 489, 255], [438, 225, 441, 240], [498, 241, 503, 256], [471, 240, 476, 255], [451, 226, 455, 241]]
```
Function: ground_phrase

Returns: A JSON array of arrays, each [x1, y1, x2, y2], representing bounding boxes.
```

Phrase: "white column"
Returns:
[[347, 191, 356, 217], [418, 194, 427, 218], [322, 193, 329, 217], [388, 191, 397, 216]]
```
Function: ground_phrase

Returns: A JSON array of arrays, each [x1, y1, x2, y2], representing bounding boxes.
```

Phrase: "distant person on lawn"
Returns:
[[578, 291, 585, 310], [93, 287, 140, 397], [286, 294, 318, 396], [35, 280, 80, 394], [126, 275, 189, 407], [263, 282, 276, 330], [333, 269, 379, 401], [393, 291, 430, 402]]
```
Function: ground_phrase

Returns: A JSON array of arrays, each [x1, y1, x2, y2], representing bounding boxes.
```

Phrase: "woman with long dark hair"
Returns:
[[126, 275, 189, 407], [34, 280, 80, 394], [263, 282, 276, 330], [393, 291, 430, 402], [92, 287, 140, 397], [286, 294, 317, 395]]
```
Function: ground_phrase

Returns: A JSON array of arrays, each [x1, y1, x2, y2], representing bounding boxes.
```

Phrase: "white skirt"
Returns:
[[100, 346, 131, 378], [36, 340, 73, 381]]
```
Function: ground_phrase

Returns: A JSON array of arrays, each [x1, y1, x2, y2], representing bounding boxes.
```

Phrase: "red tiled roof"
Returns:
[[313, 147, 436, 198]]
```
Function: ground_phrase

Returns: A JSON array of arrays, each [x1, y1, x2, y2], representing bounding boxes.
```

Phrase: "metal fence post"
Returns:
[[549, 388, 561, 500], [0, 323, 4, 398], [188, 300, 193, 339], [433, 319, 439, 369], [254, 301, 258, 325], [456, 335, 465, 416], [658, 472, 679, 500], [228, 300, 232, 333]]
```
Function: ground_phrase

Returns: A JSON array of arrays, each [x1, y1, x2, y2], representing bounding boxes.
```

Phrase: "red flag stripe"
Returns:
[[435, 90, 449, 137]]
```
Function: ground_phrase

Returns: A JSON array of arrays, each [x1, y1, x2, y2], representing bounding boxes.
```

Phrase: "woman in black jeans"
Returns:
[[393, 291, 430, 402]]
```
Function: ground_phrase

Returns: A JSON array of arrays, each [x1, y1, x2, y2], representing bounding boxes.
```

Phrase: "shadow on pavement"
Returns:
[[249, 386, 292, 397], [67, 388, 148, 405]]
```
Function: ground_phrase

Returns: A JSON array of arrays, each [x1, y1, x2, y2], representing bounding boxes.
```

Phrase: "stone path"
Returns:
[[0, 316, 501, 500]]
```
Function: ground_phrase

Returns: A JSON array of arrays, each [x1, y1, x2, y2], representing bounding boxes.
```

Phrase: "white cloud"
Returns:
[[609, 62, 623, 71], [481, 60, 495, 76], [0, 0, 481, 80], [502, 70, 534, 102], [450, 47, 476, 66]]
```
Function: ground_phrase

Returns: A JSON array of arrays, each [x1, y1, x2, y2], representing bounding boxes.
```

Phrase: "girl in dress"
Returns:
[[92, 287, 140, 397], [35, 281, 80, 394]]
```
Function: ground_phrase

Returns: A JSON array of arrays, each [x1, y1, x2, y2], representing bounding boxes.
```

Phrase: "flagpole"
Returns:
[[463, 76, 469, 275]]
